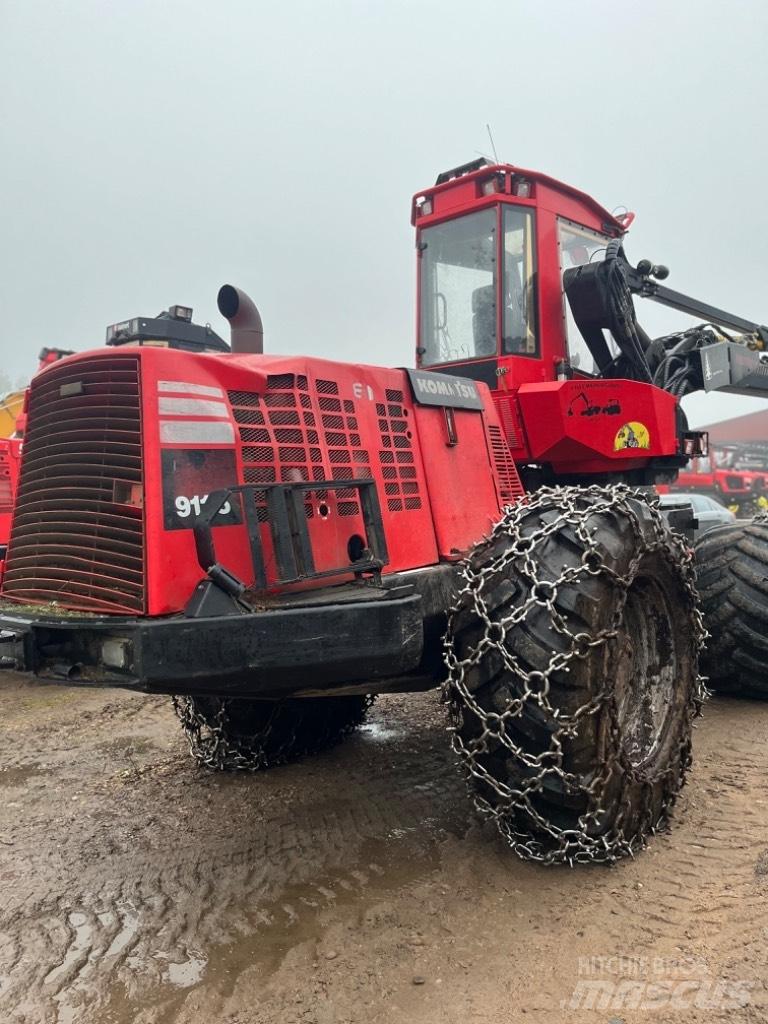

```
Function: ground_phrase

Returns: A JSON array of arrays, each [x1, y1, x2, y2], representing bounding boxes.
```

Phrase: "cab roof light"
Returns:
[[415, 196, 433, 217], [480, 174, 504, 196], [512, 176, 532, 198]]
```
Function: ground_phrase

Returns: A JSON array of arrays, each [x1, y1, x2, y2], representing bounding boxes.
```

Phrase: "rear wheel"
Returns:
[[696, 516, 768, 698], [444, 485, 704, 865], [173, 694, 374, 770]]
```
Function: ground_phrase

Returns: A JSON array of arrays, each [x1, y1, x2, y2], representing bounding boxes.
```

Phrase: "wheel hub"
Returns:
[[614, 577, 677, 769]]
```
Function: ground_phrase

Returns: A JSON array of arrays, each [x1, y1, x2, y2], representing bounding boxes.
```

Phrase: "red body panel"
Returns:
[[139, 351, 442, 615], [409, 403, 516, 558], [3, 347, 516, 616], [517, 380, 679, 474]]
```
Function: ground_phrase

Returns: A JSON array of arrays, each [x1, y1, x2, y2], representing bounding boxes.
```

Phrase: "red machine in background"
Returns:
[[670, 442, 768, 514], [0, 438, 22, 585], [1, 159, 767, 865]]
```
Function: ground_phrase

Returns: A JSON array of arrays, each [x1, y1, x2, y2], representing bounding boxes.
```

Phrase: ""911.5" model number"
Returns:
[[174, 494, 232, 518]]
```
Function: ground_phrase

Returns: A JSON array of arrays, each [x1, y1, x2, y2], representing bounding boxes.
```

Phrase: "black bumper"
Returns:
[[0, 588, 427, 698]]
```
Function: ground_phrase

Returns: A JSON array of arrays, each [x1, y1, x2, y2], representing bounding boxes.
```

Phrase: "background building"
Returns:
[[705, 410, 768, 444]]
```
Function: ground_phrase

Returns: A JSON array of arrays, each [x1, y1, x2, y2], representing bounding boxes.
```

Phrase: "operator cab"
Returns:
[[412, 158, 627, 390]]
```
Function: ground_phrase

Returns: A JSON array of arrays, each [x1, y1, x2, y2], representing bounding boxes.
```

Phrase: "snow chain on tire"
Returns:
[[443, 484, 707, 866], [172, 694, 375, 771]]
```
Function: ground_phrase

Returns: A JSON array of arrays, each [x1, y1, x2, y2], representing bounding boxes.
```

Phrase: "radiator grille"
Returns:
[[487, 424, 525, 505], [2, 356, 145, 614]]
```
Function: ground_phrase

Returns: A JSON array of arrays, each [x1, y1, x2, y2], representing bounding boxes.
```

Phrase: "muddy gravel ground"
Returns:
[[1, 673, 767, 1024]]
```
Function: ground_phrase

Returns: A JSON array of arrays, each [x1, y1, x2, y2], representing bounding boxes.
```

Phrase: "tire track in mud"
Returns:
[[2, 680, 768, 1024], [572, 703, 768, 1023], [0, 686, 469, 1023], [167, 700, 768, 1024]]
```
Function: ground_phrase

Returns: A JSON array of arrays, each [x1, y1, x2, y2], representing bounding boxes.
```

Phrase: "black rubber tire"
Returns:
[[444, 487, 702, 864], [696, 517, 768, 698], [173, 694, 374, 770]]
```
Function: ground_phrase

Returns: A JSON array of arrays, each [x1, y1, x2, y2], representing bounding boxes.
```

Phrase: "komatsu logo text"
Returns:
[[406, 369, 484, 410]]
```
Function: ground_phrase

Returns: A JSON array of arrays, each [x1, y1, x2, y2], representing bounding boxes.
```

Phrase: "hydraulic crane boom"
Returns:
[[564, 246, 768, 399], [626, 260, 768, 343]]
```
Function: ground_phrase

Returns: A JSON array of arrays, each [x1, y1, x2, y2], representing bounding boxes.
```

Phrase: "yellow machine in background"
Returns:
[[0, 391, 25, 438], [0, 348, 74, 438]]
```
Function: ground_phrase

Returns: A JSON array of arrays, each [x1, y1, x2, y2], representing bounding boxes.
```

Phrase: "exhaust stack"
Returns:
[[217, 284, 264, 354]]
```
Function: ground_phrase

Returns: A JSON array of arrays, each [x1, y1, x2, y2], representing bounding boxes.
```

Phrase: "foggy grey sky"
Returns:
[[1, 0, 767, 427]]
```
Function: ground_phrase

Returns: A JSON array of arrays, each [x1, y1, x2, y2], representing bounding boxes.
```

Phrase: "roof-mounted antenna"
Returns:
[[486, 123, 499, 164]]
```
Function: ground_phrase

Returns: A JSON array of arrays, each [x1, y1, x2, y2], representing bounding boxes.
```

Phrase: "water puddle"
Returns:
[[0, 764, 50, 788], [166, 953, 207, 989], [95, 736, 158, 758], [101, 901, 141, 960], [89, 831, 446, 1023], [44, 912, 93, 989], [359, 721, 408, 743]]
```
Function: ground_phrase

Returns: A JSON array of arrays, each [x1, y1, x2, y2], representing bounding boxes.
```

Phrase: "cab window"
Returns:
[[558, 218, 612, 375], [419, 209, 497, 366], [502, 206, 538, 357]]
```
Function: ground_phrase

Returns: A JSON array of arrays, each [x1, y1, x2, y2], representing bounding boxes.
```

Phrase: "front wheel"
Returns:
[[173, 694, 375, 770], [444, 485, 704, 865]]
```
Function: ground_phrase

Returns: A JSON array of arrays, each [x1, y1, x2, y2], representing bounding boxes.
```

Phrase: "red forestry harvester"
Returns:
[[1, 160, 766, 864]]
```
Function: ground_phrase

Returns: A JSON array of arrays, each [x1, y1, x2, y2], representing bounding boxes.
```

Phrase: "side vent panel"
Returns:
[[228, 373, 374, 521], [376, 392, 421, 512], [487, 424, 525, 505]]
